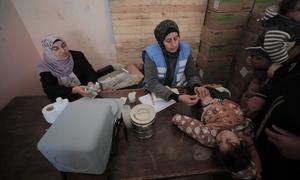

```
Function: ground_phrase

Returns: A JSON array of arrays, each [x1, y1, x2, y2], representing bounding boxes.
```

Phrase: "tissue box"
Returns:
[[37, 99, 122, 174]]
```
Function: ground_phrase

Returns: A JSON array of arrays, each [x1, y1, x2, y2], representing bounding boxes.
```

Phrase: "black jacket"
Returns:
[[39, 50, 97, 101], [254, 55, 300, 179], [262, 14, 300, 42]]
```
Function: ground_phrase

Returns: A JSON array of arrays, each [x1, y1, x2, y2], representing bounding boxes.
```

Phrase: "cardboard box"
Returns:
[[197, 55, 232, 86], [228, 57, 253, 90], [199, 41, 237, 59], [241, 30, 259, 47], [205, 11, 249, 29], [126, 64, 144, 85], [227, 45, 256, 101], [197, 54, 233, 70], [234, 46, 252, 66], [252, 0, 280, 13], [208, 0, 255, 12], [200, 77, 228, 86], [247, 12, 265, 33], [201, 26, 243, 46], [199, 68, 229, 86]]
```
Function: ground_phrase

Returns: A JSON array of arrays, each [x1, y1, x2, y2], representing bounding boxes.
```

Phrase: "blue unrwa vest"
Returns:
[[142, 42, 190, 86]]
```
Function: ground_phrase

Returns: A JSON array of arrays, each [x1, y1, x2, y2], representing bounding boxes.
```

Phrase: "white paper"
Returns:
[[138, 88, 179, 113], [213, 0, 220, 9]]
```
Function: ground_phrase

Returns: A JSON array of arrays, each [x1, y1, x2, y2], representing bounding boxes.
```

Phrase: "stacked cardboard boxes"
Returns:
[[252, 0, 280, 13], [227, 0, 280, 102], [197, 0, 254, 86], [241, 0, 280, 48], [227, 46, 254, 102]]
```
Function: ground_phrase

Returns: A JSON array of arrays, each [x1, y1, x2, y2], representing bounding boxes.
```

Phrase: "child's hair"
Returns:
[[214, 141, 251, 172], [279, 0, 300, 15]]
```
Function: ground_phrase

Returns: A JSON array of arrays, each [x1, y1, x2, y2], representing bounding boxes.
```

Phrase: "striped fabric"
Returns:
[[259, 5, 279, 21], [263, 30, 291, 64]]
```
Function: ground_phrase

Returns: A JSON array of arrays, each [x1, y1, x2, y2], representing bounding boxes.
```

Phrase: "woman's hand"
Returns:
[[194, 86, 209, 98], [194, 86, 212, 105], [266, 125, 300, 160], [178, 94, 198, 106], [72, 85, 94, 97], [87, 82, 102, 94]]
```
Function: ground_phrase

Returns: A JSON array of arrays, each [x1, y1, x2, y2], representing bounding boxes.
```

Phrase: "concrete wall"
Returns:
[[0, 0, 42, 109], [0, 0, 116, 109]]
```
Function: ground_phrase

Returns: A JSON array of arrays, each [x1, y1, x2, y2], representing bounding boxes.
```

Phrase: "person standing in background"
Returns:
[[241, 0, 300, 111], [245, 52, 300, 179]]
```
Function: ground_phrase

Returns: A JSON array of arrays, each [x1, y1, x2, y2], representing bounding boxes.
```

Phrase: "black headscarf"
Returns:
[[154, 19, 180, 57]]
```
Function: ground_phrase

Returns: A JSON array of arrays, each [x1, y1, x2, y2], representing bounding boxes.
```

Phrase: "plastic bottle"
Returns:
[[53, 97, 69, 116], [85, 82, 100, 95]]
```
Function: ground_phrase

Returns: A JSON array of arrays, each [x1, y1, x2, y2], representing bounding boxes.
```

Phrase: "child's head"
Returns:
[[245, 36, 272, 70], [215, 130, 251, 172], [279, 0, 300, 22], [246, 54, 271, 70]]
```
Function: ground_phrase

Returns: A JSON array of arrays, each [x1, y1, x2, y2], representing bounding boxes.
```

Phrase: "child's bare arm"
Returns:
[[172, 114, 217, 147]]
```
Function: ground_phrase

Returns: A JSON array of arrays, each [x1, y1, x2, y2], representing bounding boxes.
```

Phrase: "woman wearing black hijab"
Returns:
[[142, 19, 208, 106]]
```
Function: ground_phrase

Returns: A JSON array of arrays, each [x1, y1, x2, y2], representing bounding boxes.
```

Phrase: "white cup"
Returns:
[[121, 105, 132, 128], [128, 91, 136, 103]]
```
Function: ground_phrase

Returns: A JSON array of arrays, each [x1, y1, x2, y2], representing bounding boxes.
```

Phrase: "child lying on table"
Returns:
[[172, 85, 261, 180]]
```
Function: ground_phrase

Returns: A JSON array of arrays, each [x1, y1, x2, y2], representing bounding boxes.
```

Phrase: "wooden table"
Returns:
[[0, 89, 227, 180]]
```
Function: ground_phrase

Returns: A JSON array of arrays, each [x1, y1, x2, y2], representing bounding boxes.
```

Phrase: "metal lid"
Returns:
[[130, 104, 156, 125]]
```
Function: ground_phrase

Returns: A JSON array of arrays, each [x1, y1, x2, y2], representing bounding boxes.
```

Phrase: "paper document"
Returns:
[[138, 88, 179, 113]]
